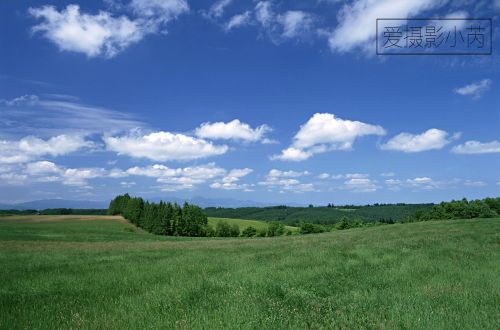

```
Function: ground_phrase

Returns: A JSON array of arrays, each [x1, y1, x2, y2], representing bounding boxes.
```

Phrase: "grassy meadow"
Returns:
[[208, 217, 298, 233], [0, 215, 498, 329]]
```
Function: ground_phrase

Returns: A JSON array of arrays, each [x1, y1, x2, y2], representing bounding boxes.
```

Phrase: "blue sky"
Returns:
[[0, 0, 499, 205]]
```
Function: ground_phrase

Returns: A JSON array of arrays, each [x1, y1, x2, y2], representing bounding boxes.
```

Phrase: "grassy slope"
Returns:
[[208, 217, 298, 233], [0, 216, 498, 329]]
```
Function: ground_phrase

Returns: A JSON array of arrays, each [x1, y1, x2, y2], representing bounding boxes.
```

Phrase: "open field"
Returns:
[[208, 217, 298, 233], [0, 215, 499, 329]]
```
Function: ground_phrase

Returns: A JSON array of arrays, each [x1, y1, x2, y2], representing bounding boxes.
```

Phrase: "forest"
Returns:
[[109, 194, 500, 237]]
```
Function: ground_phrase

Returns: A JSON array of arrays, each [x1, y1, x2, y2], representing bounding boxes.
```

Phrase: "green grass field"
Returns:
[[208, 217, 298, 233], [0, 216, 498, 329]]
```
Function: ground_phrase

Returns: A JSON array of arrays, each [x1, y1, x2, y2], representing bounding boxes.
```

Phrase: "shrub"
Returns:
[[204, 225, 215, 237], [335, 218, 350, 230], [267, 221, 285, 237], [230, 224, 240, 237], [241, 226, 257, 237], [215, 221, 232, 237], [257, 228, 267, 237], [300, 222, 325, 234]]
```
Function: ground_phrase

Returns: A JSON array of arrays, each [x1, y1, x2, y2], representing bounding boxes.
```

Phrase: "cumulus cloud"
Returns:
[[29, 2, 189, 58], [104, 130, 228, 161], [327, 0, 444, 53], [29, 5, 145, 58], [0, 135, 92, 164], [273, 113, 385, 161], [316, 172, 368, 180], [342, 178, 378, 192], [258, 169, 315, 192], [271, 147, 312, 162], [451, 140, 500, 154], [382, 176, 464, 191], [195, 119, 271, 143], [22, 161, 106, 187], [317, 173, 330, 179], [381, 129, 458, 153], [268, 169, 310, 178], [125, 163, 233, 191], [210, 168, 254, 190], [453, 79, 492, 99]]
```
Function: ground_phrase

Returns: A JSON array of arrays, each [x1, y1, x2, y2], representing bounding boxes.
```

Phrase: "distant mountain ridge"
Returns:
[[0, 196, 284, 210], [0, 199, 109, 210]]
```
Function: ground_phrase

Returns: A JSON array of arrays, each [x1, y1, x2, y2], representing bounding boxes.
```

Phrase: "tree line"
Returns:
[[414, 197, 500, 221], [108, 194, 295, 238], [108, 194, 208, 236]]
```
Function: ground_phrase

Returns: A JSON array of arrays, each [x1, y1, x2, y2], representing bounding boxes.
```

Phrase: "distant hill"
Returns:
[[0, 199, 109, 210], [204, 204, 436, 225], [0, 196, 276, 210]]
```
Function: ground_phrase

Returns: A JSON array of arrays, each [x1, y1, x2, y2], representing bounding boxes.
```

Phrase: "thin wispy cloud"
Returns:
[[0, 94, 144, 138], [453, 79, 492, 99]]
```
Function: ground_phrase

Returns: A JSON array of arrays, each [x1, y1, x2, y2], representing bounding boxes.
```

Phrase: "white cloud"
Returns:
[[104, 130, 228, 161], [125, 163, 230, 191], [195, 119, 271, 142], [342, 178, 378, 193], [271, 147, 312, 161], [327, 0, 444, 53], [210, 168, 254, 190], [255, 169, 313, 191], [255, 1, 274, 27], [0, 94, 144, 137], [258, 169, 315, 193], [29, 5, 145, 58], [380, 172, 395, 177], [25, 161, 61, 176], [407, 177, 433, 185], [130, 0, 189, 22], [29, 2, 188, 58], [0, 173, 28, 186], [268, 169, 310, 178], [451, 140, 500, 154], [273, 113, 385, 161], [63, 168, 107, 187], [120, 181, 136, 188], [225, 11, 252, 31], [382, 176, 462, 191], [252, 2, 316, 41], [381, 129, 457, 153], [464, 180, 487, 187], [404, 177, 461, 190], [453, 79, 492, 99], [0, 135, 91, 164], [21, 161, 106, 187], [317, 173, 330, 179], [277, 11, 314, 39], [205, 0, 233, 19]]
